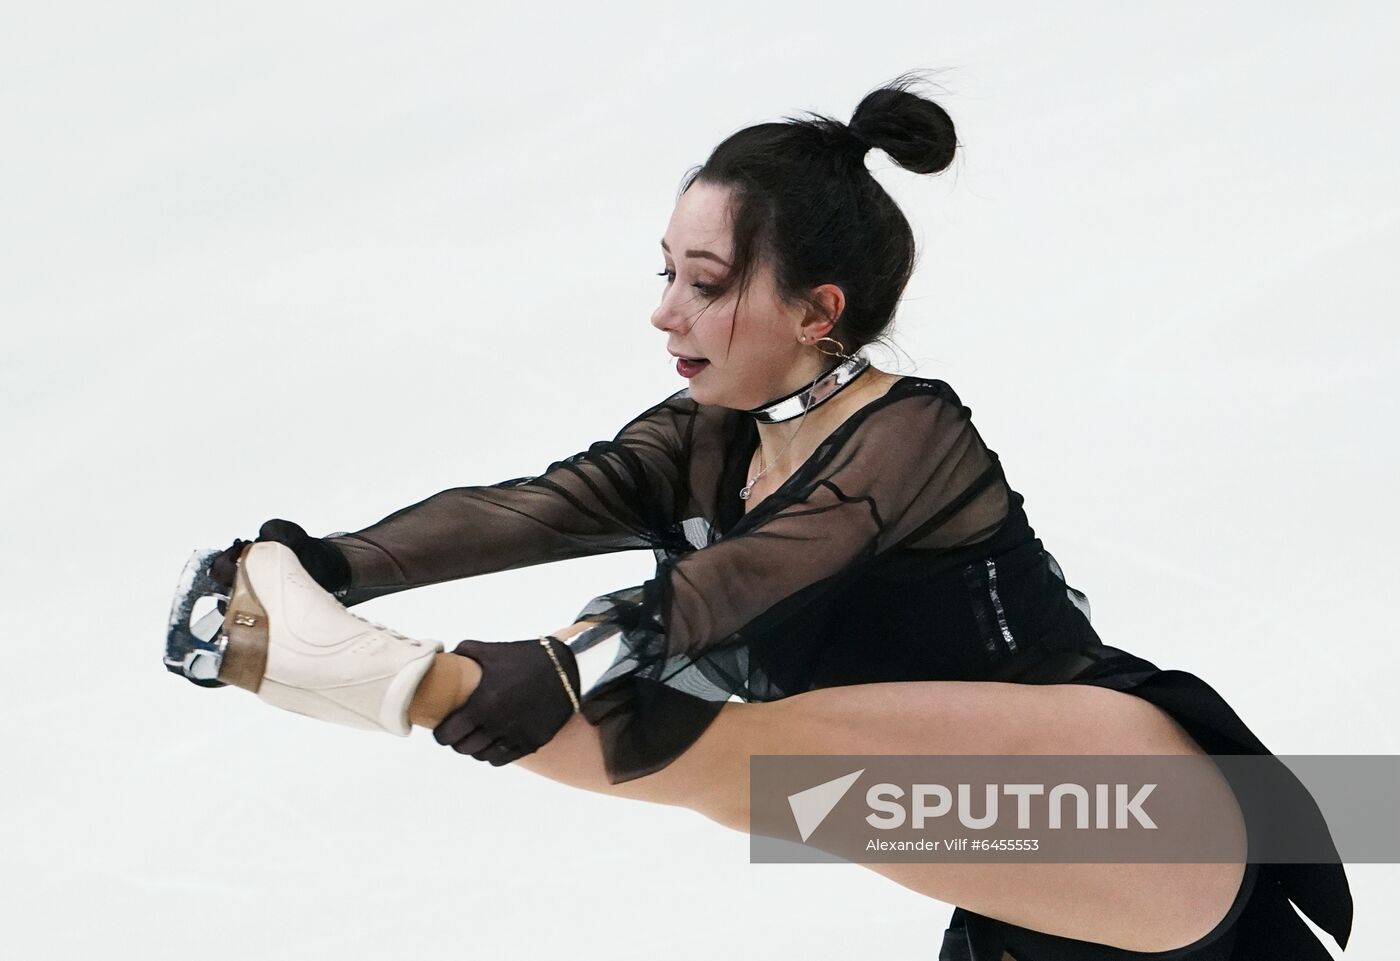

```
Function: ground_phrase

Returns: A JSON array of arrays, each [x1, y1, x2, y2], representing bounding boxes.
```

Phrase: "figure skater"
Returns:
[[180, 72, 1352, 960]]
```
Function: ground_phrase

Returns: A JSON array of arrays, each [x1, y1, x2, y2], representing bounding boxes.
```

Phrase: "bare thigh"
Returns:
[[516, 680, 1248, 953]]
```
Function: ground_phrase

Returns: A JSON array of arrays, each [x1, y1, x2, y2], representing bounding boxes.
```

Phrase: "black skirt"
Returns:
[[938, 644, 1354, 961]]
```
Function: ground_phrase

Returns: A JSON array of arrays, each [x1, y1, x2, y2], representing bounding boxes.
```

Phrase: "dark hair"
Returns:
[[679, 69, 958, 357]]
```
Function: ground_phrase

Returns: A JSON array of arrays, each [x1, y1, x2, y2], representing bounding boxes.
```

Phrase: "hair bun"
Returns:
[[842, 124, 875, 155], [848, 70, 957, 175]]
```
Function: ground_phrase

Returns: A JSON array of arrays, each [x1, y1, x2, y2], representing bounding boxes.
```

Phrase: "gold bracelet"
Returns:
[[538, 635, 582, 714]]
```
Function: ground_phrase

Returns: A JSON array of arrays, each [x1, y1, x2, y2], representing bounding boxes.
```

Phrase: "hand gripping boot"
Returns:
[[217, 540, 442, 734]]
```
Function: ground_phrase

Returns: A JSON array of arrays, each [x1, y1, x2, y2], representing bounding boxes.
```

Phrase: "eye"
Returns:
[[655, 269, 717, 298]]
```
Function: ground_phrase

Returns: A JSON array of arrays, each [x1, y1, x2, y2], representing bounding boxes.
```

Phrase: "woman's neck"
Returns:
[[750, 366, 899, 483]]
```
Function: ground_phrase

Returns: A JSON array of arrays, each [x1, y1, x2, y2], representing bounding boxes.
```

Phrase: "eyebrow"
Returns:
[[660, 238, 731, 268]]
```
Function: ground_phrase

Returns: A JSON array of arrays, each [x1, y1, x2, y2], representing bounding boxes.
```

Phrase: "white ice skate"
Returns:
[[164, 541, 442, 735]]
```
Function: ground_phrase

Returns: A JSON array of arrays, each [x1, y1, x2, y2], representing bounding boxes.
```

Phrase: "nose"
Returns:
[[650, 286, 693, 335], [650, 302, 683, 335]]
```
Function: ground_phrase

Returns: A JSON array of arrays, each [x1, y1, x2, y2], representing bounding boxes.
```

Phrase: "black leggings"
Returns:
[[940, 861, 1261, 961]]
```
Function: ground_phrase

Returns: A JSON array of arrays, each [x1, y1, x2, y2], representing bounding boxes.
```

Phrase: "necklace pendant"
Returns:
[[738, 485, 752, 500]]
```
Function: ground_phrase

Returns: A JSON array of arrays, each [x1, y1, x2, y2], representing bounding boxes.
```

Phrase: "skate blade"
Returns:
[[163, 548, 231, 688], [163, 544, 271, 692]]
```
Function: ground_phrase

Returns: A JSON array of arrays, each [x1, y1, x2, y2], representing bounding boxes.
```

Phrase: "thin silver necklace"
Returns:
[[740, 411, 808, 501]]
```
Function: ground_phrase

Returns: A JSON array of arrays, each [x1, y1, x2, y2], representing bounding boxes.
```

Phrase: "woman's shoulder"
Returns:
[[848, 373, 971, 431], [885, 373, 964, 405]]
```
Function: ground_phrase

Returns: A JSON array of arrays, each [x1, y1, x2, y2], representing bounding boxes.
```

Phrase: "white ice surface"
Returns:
[[2, 3, 1395, 959]]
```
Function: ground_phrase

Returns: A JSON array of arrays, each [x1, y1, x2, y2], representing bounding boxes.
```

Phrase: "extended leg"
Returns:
[[183, 545, 1243, 959], [415, 620, 1248, 955]]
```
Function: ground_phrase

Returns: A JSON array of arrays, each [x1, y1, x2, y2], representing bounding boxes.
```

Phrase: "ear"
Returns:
[[797, 283, 846, 342]]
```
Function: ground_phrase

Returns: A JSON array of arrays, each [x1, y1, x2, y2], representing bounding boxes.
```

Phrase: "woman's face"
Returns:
[[652, 181, 835, 409]]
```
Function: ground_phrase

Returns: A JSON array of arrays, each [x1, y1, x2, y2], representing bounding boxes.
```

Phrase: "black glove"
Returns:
[[210, 518, 351, 596], [433, 636, 582, 766]]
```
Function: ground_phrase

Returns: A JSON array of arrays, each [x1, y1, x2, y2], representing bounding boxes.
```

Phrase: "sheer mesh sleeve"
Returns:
[[573, 380, 1012, 784], [322, 390, 694, 607]]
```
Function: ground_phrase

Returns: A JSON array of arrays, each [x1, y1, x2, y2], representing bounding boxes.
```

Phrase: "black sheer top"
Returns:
[[325, 375, 1101, 784]]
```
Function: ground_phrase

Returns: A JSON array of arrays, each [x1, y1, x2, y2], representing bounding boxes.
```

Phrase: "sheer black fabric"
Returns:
[[325, 377, 1011, 779], [322, 373, 1351, 960], [324, 392, 695, 608]]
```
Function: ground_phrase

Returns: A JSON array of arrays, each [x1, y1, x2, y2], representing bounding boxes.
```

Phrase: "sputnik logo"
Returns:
[[787, 768, 864, 842]]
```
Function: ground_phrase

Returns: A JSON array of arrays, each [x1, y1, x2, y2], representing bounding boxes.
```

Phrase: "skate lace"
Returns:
[[343, 609, 412, 642]]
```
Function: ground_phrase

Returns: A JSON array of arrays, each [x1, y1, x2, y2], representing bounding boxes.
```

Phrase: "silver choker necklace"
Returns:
[[743, 351, 872, 424]]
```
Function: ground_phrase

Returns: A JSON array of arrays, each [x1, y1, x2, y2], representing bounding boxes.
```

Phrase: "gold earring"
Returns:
[[811, 335, 849, 359]]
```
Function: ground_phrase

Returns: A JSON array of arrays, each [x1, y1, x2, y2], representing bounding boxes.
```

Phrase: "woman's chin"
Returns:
[[683, 370, 751, 410], [682, 374, 715, 401], [688, 379, 761, 412]]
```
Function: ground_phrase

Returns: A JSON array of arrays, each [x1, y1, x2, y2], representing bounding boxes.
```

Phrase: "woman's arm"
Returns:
[[324, 389, 696, 606]]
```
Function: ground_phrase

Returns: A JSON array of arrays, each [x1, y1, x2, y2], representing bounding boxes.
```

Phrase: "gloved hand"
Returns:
[[433, 636, 582, 766], [210, 518, 351, 596]]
